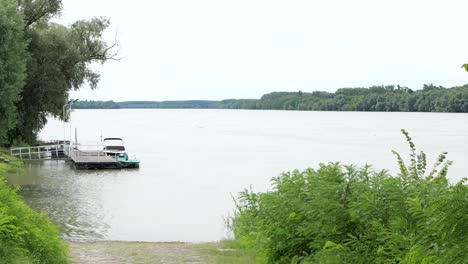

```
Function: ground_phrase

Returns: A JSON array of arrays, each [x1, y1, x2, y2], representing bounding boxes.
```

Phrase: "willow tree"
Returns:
[[5, 0, 118, 144], [0, 0, 27, 145]]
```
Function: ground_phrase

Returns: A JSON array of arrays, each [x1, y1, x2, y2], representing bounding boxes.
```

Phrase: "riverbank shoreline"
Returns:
[[68, 241, 203, 264], [67, 240, 255, 264]]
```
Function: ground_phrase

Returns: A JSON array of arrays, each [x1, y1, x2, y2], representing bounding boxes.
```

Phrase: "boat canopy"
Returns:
[[103, 138, 123, 141], [103, 138, 125, 151]]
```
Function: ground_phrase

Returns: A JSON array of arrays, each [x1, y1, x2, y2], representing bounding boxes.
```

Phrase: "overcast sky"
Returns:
[[59, 0, 468, 101]]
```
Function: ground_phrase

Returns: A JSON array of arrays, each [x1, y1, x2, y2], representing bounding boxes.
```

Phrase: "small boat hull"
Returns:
[[116, 155, 140, 168], [119, 160, 140, 168]]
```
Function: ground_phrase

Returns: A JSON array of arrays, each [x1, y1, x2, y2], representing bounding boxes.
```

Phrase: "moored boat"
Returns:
[[103, 138, 126, 157], [116, 153, 140, 168], [103, 138, 140, 168]]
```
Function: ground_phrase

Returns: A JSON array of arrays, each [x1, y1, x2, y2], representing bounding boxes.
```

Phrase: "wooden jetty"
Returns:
[[68, 149, 121, 169], [10, 144, 122, 170]]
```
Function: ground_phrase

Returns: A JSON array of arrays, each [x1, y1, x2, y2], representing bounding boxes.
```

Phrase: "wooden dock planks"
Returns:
[[69, 151, 121, 169]]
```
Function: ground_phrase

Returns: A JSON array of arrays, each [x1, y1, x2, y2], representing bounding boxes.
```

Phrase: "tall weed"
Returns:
[[230, 130, 468, 263]]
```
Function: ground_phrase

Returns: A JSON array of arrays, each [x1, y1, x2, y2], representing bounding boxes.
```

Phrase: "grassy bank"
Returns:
[[0, 149, 21, 174], [0, 149, 69, 263], [194, 241, 257, 264]]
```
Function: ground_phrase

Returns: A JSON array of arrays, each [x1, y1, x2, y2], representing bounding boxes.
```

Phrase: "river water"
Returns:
[[5, 109, 468, 242]]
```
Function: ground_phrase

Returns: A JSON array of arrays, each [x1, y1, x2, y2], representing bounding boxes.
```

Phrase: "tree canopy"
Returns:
[[0, 0, 116, 146], [0, 0, 27, 145]]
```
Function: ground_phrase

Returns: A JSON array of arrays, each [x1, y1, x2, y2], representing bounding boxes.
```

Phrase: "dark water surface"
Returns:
[[5, 109, 468, 242]]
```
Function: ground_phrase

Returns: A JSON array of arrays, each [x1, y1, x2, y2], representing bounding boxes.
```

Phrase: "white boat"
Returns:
[[102, 138, 140, 168], [102, 138, 127, 157]]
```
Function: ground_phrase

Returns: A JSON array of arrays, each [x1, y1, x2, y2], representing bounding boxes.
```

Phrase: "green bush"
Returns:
[[230, 130, 468, 263], [0, 151, 69, 264]]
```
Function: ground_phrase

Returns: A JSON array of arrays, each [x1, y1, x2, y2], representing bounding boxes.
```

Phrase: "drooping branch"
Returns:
[[87, 34, 122, 62], [71, 17, 122, 63]]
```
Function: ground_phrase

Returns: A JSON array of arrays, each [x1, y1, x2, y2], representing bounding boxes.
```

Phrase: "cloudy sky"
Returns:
[[60, 0, 468, 101]]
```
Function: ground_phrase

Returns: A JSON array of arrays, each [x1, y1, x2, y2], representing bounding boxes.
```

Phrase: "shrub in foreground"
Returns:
[[0, 151, 69, 264], [230, 130, 468, 263]]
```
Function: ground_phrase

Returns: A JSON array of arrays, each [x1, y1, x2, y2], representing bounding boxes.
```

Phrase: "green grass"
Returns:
[[0, 148, 22, 174], [194, 241, 258, 264]]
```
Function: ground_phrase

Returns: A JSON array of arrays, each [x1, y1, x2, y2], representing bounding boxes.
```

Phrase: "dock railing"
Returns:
[[10, 142, 117, 162], [66, 144, 116, 162], [10, 144, 67, 160]]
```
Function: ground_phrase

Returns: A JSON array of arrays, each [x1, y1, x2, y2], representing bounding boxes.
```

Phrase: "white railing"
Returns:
[[10, 144, 66, 160], [66, 144, 117, 162], [11, 142, 121, 162]]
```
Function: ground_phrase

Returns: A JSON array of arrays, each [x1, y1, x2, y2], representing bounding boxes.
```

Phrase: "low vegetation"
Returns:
[[0, 149, 69, 263], [229, 130, 468, 263], [194, 241, 257, 264]]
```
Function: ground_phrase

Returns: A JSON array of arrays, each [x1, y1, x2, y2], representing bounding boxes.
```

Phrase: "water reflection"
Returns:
[[6, 161, 110, 241]]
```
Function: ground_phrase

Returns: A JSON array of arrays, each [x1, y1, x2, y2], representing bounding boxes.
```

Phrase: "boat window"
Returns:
[[105, 146, 125, 151]]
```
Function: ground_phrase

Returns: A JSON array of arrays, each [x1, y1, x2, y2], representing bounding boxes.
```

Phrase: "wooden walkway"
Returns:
[[68, 150, 121, 169]]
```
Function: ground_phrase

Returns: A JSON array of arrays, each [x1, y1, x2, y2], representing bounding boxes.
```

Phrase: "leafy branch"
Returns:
[[392, 129, 452, 180]]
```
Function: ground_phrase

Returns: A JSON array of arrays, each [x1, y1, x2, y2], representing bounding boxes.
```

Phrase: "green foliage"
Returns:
[[251, 84, 468, 112], [0, 152, 69, 263], [194, 240, 258, 264], [18, 0, 62, 28], [72, 99, 259, 109], [0, 0, 116, 146], [0, 149, 22, 174], [73, 100, 120, 109], [10, 15, 116, 143], [0, 0, 27, 146], [230, 131, 468, 263]]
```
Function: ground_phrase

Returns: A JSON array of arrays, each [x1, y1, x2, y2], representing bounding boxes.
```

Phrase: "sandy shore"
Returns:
[[68, 241, 208, 264]]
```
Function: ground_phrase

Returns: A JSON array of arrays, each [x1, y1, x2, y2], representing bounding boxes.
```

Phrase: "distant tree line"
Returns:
[[73, 83, 468, 112]]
